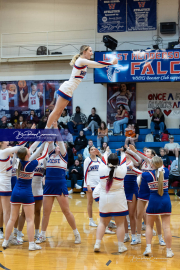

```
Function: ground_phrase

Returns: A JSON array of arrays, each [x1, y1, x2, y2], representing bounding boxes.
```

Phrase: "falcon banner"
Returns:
[[94, 49, 180, 83], [97, 0, 126, 33]]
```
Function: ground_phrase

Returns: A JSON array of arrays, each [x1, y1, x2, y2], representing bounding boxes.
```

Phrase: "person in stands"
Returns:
[[26, 110, 39, 125], [14, 115, 27, 129], [150, 108, 165, 135], [67, 106, 87, 135], [164, 135, 180, 160], [159, 148, 171, 168], [38, 116, 48, 129], [97, 122, 108, 149], [83, 139, 94, 159], [74, 130, 88, 154], [83, 107, 101, 136], [113, 105, 129, 135], [58, 108, 70, 129]]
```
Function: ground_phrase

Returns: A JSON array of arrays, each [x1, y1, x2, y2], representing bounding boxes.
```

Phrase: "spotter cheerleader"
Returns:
[[93, 151, 128, 253], [2, 142, 49, 251], [46, 45, 118, 128], [83, 146, 103, 227], [36, 122, 81, 245], [143, 156, 173, 258]]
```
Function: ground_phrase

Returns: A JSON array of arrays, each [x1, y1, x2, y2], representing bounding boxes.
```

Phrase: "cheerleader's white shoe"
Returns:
[[94, 243, 101, 252], [118, 245, 127, 253], [29, 243, 42, 251], [0, 231, 4, 239], [124, 235, 130, 242], [108, 221, 117, 229], [166, 250, 174, 258], [159, 239, 166, 246], [17, 231, 24, 237], [143, 247, 152, 256], [74, 233, 81, 244], [89, 220, 98, 227], [9, 238, 23, 245], [2, 240, 9, 249], [131, 238, 138, 245], [35, 235, 46, 244], [105, 227, 115, 234]]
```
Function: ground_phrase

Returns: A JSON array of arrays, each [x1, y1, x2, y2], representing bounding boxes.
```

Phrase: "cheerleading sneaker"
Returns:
[[166, 249, 174, 258], [74, 233, 81, 244], [0, 231, 4, 239], [159, 239, 166, 246], [124, 235, 130, 243], [89, 220, 97, 227], [94, 243, 101, 252], [105, 227, 115, 234], [35, 235, 46, 244], [118, 245, 127, 253], [29, 243, 42, 251], [143, 247, 152, 256]]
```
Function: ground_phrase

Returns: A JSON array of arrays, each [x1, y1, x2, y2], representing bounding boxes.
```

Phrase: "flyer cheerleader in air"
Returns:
[[46, 45, 118, 128]]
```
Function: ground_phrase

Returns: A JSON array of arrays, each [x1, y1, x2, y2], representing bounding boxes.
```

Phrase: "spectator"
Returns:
[[83, 139, 94, 159], [14, 115, 26, 129], [38, 116, 48, 129], [174, 37, 180, 49], [64, 142, 74, 169], [6, 123, 14, 129], [26, 121, 33, 129], [58, 109, 70, 129], [74, 130, 88, 154], [0, 116, 8, 129], [159, 148, 171, 168], [125, 123, 139, 146], [61, 128, 73, 143], [26, 110, 39, 125], [113, 105, 129, 135], [68, 159, 83, 194], [100, 142, 112, 156], [169, 160, 180, 188], [10, 110, 19, 126], [164, 135, 180, 160], [45, 109, 50, 119], [83, 107, 101, 135], [150, 108, 165, 135], [77, 154, 84, 166], [97, 121, 108, 149], [67, 106, 87, 135]]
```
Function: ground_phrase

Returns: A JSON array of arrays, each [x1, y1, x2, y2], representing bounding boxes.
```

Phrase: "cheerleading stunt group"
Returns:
[[0, 45, 174, 258]]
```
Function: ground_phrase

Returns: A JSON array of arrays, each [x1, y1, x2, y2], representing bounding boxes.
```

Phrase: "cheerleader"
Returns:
[[122, 150, 142, 244], [83, 146, 102, 227], [36, 122, 81, 245], [127, 145, 165, 245], [94, 151, 128, 253], [0, 141, 26, 234], [143, 156, 173, 258], [46, 45, 118, 128], [2, 142, 49, 251]]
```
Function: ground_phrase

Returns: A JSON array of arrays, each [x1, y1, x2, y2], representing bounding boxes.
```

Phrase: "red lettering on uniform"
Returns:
[[131, 62, 141, 75], [170, 61, 180, 74], [141, 62, 155, 75], [157, 62, 167, 75]]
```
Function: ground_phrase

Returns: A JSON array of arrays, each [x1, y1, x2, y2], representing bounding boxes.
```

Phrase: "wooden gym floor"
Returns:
[[0, 194, 180, 270]]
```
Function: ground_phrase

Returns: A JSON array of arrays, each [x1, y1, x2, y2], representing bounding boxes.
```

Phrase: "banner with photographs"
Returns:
[[0, 80, 72, 120], [107, 83, 136, 124]]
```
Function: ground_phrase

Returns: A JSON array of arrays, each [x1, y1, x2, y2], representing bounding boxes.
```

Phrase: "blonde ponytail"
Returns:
[[69, 45, 90, 66], [70, 54, 80, 66], [152, 156, 164, 196]]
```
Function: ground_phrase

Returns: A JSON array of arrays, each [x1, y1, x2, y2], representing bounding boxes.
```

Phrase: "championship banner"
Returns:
[[0, 80, 72, 120], [127, 0, 157, 31], [94, 49, 180, 83], [107, 83, 136, 124], [97, 0, 126, 33]]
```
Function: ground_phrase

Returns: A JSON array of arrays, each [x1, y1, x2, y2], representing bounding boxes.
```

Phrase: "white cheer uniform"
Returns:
[[94, 152, 128, 217], [108, 91, 132, 111], [57, 58, 114, 101], [83, 156, 102, 191], [0, 90, 9, 110], [28, 91, 40, 110], [0, 141, 26, 196]]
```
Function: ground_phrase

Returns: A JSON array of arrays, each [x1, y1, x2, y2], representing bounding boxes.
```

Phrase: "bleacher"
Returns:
[[67, 129, 180, 192]]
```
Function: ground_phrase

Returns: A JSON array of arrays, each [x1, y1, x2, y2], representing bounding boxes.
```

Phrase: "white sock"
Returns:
[[14, 228, 18, 233], [73, 229, 79, 236], [29, 241, 34, 246], [3, 239, 8, 245], [35, 229, 39, 235], [147, 244, 151, 249], [167, 248, 171, 252], [158, 234, 163, 241], [125, 233, 129, 237], [118, 242, 124, 247], [95, 239, 101, 245], [132, 234, 136, 240], [137, 234, 141, 239], [41, 231, 46, 237]]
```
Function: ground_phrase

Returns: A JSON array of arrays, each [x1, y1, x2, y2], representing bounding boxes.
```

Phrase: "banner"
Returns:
[[127, 0, 157, 31], [0, 80, 72, 120], [97, 0, 126, 33], [94, 49, 180, 83], [107, 83, 136, 124]]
